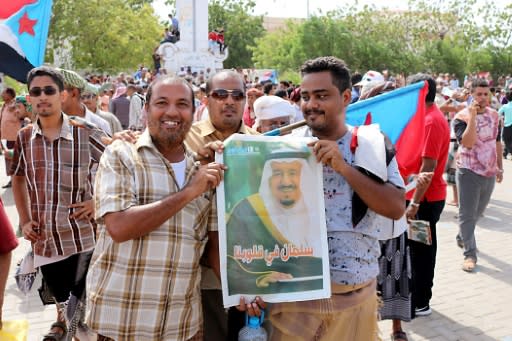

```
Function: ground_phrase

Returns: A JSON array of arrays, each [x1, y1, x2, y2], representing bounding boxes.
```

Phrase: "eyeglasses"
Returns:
[[209, 89, 245, 101], [29, 86, 58, 97]]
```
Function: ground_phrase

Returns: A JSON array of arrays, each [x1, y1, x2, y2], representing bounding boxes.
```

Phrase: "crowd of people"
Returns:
[[0, 56, 507, 341]]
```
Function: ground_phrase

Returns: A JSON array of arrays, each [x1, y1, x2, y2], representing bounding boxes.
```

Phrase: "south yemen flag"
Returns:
[[346, 81, 428, 176], [0, 0, 54, 83]]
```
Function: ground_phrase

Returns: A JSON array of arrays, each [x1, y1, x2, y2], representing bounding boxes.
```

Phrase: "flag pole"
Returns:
[[263, 120, 307, 136]]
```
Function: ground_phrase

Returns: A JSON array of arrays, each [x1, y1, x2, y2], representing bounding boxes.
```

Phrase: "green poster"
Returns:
[[216, 134, 331, 307]]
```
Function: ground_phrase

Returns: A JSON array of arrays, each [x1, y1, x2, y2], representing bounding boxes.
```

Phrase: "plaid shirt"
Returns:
[[185, 118, 259, 290], [11, 113, 106, 258], [86, 130, 217, 340]]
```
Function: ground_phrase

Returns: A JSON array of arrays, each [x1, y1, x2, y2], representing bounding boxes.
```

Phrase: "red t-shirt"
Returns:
[[406, 104, 450, 202], [0, 198, 17, 253], [208, 31, 217, 40]]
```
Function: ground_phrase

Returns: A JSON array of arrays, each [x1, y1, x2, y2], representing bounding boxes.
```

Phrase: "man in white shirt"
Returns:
[[59, 69, 111, 134], [127, 84, 145, 131]]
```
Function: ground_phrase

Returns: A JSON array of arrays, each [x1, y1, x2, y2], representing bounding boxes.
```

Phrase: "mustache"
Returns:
[[278, 184, 297, 191], [222, 105, 237, 110], [304, 109, 325, 115]]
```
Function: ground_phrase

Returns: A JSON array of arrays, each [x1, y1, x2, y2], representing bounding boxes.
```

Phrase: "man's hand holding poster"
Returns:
[[216, 134, 331, 307]]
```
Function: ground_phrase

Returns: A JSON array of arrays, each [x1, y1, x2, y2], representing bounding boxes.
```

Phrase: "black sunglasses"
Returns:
[[29, 86, 58, 97], [209, 88, 245, 101]]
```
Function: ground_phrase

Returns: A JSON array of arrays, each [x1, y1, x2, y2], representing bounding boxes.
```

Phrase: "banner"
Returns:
[[216, 134, 330, 307]]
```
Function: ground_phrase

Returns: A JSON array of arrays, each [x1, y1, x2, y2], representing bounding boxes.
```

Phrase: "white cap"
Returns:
[[355, 70, 385, 87], [253, 96, 296, 128]]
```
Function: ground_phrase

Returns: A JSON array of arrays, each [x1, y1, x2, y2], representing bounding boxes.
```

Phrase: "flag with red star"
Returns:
[[0, 0, 53, 83]]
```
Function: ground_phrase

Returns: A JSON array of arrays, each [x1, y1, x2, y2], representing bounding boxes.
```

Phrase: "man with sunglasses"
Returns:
[[185, 70, 259, 341], [10, 66, 111, 341], [81, 84, 123, 134]]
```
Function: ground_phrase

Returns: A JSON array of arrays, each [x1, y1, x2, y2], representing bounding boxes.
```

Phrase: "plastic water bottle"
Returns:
[[238, 311, 267, 341]]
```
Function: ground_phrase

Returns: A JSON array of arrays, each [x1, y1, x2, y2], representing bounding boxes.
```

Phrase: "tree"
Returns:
[[208, 0, 264, 68], [47, 0, 162, 73], [252, 0, 512, 79]]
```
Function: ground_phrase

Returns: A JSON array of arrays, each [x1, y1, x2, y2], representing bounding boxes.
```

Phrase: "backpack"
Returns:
[[133, 93, 145, 109]]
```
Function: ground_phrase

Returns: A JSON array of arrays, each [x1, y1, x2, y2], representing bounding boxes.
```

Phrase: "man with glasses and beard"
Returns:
[[185, 70, 259, 341], [11, 66, 110, 341]]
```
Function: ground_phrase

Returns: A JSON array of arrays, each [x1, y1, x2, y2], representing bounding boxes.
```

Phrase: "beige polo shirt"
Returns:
[[185, 118, 259, 289]]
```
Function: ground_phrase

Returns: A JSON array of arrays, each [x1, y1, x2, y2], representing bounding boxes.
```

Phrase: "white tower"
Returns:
[[159, 0, 227, 75]]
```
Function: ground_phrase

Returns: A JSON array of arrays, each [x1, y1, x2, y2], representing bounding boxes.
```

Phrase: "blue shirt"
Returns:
[[499, 102, 512, 127]]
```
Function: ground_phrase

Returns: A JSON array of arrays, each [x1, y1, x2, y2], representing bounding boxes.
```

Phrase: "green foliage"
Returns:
[[252, 0, 512, 81], [278, 69, 301, 85], [2, 76, 27, 96], [251, 21, 303, 71], [47, 0, 162, 73], [208, 0, 264, 68], [44, 0, 512, 79]]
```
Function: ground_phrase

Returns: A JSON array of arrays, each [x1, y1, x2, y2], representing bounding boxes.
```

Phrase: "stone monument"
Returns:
[[158, 0, 227, 75]]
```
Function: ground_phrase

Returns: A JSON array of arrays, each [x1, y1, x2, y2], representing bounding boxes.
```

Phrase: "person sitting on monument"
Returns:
[[217, 28, 226, 54], [168, 14, 180, 40], [161, 28, 177, 44], [208, 30, 218, 53], [226, 148, 323, 295]]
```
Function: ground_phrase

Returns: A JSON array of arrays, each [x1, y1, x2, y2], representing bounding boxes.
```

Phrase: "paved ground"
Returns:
[[2, 155, 512, 340]]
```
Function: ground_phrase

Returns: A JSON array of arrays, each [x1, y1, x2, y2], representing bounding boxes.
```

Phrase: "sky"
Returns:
[[152, 0, 409, 21]]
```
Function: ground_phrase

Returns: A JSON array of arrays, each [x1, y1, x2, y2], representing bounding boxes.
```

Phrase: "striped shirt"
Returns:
[[185, 118, 259, 290], [11, 113, 106, 258], [86, 130, 217, 340]]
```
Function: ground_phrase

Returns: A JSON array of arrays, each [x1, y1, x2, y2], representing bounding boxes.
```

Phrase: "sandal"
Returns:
[[42, 321, 67, 341], [462, 258, 476, 272], [391, 330, 408, 341]]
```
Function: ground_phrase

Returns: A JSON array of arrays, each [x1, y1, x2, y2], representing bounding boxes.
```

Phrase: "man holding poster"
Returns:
[[239, 56, 407, 341], [226, 147, 324, 294]]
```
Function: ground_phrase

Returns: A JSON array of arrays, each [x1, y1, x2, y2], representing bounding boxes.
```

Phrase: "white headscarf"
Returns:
[[258, 154, 322, 256], [253, 95, 296, 130]]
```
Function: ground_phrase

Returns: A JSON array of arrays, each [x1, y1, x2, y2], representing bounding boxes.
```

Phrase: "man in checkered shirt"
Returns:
[[86, 76, 225, 341]]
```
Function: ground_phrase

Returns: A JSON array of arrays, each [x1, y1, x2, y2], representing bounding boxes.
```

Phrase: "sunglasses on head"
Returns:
[[209, 89, 245, 101], [29, 86, 58, 97]]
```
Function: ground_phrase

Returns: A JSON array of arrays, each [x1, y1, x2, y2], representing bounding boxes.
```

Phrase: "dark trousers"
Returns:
[[503, 125, 512, 156], [202, 289, 245, 341], [40, 251, 92, 303], [409, 200, 445, 309]]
